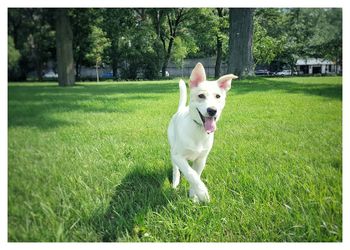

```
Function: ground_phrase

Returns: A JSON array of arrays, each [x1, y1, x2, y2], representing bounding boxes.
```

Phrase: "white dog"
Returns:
[[167, 62, 237, 202]]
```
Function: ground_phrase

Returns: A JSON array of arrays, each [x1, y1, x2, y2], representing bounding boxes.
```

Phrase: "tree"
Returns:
[[189, 8, 229, 78], [306, 9, 342, 68], [263, 8, 342, 73], [227, 8, 255, 78], [151, 8, 193, 77], [278, 8, 312, 73], [28, 9, 56, 81], [100, 8, 135, 78], [55, 9, 75, 86], [85, 25, 111, 82], [8, 9, 28, 80], [8, 8, 55, 81], [214, 8, 228, 78], [70, 8, 99, 80], [121, 9, 160, 79], [253, 9, 286, 67], [8, 35, 21, 73]]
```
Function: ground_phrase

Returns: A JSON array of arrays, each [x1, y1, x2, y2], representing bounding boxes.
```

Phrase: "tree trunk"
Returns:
[[35, 58, 43, 81], [162, 37, 174, 77], [215, 8, 224, 78], [75, 59, 80, 81], [110, 39, 118, 78], [161, 64, 167, 77], [159, 9, 185, 77], [112, 58, 118, 78], [215, 34, 223, 78], [96, 62, 99, 82], [227, 8, 255, 78], [111, 52, 118, 79], [55, 9, 75, 86]]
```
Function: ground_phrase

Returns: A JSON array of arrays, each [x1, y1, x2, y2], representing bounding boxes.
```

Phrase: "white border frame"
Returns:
[[2, 1, 348, 250]]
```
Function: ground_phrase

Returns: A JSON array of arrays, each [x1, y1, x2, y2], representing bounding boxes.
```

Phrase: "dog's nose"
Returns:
[[207, 107, 217, 117]]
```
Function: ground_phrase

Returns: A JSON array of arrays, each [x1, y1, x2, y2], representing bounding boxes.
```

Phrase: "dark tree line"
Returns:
[[8, 8, 342, 85]]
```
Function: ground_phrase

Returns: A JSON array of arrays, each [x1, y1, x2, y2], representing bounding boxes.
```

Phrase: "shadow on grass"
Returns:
[[92, 167, 173, 242], [233, 77, 342, 100], [8, 82, 178, 130]]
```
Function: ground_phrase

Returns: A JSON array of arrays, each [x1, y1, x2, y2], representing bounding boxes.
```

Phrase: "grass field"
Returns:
[[8, 76, 342, 242]]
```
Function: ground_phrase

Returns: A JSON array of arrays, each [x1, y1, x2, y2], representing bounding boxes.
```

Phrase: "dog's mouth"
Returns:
[[196, 108, 217, 134]]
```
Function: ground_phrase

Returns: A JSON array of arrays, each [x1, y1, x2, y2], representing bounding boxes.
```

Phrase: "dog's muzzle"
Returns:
[[196, 108, 217, 134], [207, 107, 217, 117]]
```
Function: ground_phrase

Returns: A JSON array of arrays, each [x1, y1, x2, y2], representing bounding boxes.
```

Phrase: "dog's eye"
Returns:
[[216, 94, 221, 99], [198, 94, 206, 99]]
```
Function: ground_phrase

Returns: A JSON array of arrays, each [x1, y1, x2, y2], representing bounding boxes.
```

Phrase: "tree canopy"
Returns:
[[8, 8, 342, 82]]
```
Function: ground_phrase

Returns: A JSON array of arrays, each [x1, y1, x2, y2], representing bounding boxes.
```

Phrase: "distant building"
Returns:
[[296, 58, 341, 75], [167, 57, 228, 78], [77, 57, 225, 79]]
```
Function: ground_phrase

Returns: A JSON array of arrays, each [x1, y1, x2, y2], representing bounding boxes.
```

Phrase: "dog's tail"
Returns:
[[177, 79, 187, 111]]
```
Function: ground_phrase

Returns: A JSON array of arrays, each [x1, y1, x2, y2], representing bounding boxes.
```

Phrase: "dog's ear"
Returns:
[[190, 63, 206, 88], [217, 74, 238, 91]]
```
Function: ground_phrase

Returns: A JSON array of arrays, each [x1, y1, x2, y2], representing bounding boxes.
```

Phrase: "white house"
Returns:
[[296, 58, 341, 75]]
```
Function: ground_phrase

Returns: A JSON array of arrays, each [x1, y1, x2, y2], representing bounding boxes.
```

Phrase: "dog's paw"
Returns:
[[172, 176, 180, 189], [191, 184, 210, 203], [172, 181, 180, 189], [189, 188, 199, 203], [172, 168, 181, 189]]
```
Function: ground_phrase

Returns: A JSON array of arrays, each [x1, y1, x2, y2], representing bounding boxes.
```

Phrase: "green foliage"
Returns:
[[8, 77, 342, 241], [8, 8, 56, 80], [253, 13, 286, 65], [253, 8, 342, 72], [307, 9, 342, 64], [8, 8, 343, 80], [189, 8, 229, 59], [85, 26, 111, 66], [150, 8, 201, 76], [172, 37, 198, 67], [70, 9, 100, 77], [8, 35, 21, 71]]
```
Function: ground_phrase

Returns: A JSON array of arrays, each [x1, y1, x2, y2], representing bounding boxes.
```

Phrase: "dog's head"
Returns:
[[188, 63, 237, 134]]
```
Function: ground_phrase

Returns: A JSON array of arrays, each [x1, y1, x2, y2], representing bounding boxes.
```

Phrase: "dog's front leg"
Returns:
[[171, 154, 210, 202], [189, 154, 209, 201], [192, 152, 209, 177]]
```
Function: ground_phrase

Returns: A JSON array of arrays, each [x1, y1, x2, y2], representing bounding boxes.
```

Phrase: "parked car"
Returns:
[[43, 70, 58, 79], [255, 69, 270, 76], [159, 70, 170, 77], [101, 72, 113, 79], [275, 70, 292, 76]]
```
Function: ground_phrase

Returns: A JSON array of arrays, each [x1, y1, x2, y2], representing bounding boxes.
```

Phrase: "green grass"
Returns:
[[8, 76, 342, 242]]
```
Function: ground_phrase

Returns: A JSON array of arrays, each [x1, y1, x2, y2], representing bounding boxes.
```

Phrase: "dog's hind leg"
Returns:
[[171, 161, 181, 188]]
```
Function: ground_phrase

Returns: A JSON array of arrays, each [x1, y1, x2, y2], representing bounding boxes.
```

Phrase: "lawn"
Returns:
[[8, 76, 342, 242]]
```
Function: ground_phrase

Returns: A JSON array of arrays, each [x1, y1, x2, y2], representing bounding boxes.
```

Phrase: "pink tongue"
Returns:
[[204, 117, 216, 133]]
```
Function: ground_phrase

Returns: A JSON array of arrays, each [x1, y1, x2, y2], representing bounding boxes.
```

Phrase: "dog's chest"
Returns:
[[183, 148, 208, 161], [169, 108, 214, 160], [182, 136, 213, 161]]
